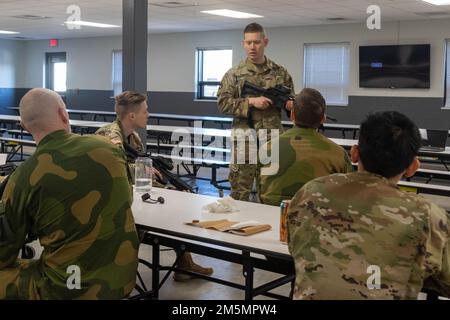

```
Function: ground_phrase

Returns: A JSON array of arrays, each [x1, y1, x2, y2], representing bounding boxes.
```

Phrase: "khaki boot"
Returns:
[[173, 252, 213, 282]]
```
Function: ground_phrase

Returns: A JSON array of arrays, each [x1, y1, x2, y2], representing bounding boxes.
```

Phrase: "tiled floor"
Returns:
[[135, 247, 291, 300]]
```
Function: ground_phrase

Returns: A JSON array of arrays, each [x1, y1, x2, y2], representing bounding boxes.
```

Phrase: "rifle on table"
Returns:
[[123, 143, 194, 193], [241, 81, 295, 119]]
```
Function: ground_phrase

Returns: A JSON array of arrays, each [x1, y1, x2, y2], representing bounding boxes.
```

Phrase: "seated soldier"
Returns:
[[0, 88, 139, 299], [288, 111, 450, 300], [259, 88, 353, 206], [96, 91, 213, 281]]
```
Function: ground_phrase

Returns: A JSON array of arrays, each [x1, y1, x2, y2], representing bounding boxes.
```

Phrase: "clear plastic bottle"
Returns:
[[134, 157, 152, 193]]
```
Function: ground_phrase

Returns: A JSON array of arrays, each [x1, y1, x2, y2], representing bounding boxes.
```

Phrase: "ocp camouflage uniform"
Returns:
[[95, 119, 143, 182], [287, 171, 450, 300], [0, 130, 139, 299], [95, 119, 164, 188], [259, 127, 353, 206], [217, 57, 294, 201]]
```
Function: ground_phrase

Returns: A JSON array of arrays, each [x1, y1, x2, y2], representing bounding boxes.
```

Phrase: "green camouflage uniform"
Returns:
[[95, 119, 164, 188], [288, 171, 450, 300], [0, 130, 139, 299], [217, 57, 294, 201], [259, 127, 353, 206]]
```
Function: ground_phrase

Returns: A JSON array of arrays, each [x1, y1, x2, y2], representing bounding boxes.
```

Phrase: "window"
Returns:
[[45, 52, 67, 92], [304, 43, 350, 105], [112, 50, 122, 97], [196, 48, 232, 100], [445, 40, 450, 108]]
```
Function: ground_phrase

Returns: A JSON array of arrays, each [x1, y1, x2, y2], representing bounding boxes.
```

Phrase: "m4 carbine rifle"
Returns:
[[241, 80, 295, 118], [242, 81, 338, 128], [123, 143, 194, 193]]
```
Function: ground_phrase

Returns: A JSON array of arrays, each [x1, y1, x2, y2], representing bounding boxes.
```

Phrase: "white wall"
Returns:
[[0, 39, 25, 88], [21, 37, 121, 89], [15, 18, 450, 98]]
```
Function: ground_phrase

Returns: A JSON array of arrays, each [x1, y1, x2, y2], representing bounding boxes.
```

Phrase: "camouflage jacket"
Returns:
[[259, 127, 353, 206], [0, 130, 139, 299], [217, 57, 294, 131], [287, 171, 450, 300], [95, 119, 144, 183]]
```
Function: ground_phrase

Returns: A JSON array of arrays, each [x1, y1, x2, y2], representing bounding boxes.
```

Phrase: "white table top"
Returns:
[[0, 114, 21, 121], [281, 121, 360, 130], [0, 115, 109, 129], [149, 113, 233, 122], [132, 188, 289, 257], [67, 109, 115, 115], [69, 119, 108, 128], [1, 115, 448, 156], [146, 124, 231, 138]]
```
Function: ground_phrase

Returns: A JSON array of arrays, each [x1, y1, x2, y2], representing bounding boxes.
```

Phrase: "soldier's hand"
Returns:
[[248, 97, 273, 110], [285, 100, 294, 111], [151, 167, 163, 180]]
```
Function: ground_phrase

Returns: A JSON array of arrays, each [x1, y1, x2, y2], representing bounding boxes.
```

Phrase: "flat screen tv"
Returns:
[[359, 44, 430, 89]]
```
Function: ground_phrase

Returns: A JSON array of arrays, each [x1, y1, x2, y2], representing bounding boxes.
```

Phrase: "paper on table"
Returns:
[[186, 219, 271, 236], [202, 196, 239, 213], [228, 224, 271, 236], [222, 220, 263, 231], [186, 219, 239, 232]]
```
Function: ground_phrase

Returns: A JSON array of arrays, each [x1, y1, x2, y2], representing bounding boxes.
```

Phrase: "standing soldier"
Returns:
[[217, 22, 294, 201], [96, 91, 213, 282]]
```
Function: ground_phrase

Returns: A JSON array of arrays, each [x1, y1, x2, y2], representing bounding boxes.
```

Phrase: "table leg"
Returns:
[[242, 250, 254, 300], [152, 238, 160, 300]]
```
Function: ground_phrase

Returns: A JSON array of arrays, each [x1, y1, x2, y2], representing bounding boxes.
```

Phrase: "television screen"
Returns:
[[359, 44, 430, 89]]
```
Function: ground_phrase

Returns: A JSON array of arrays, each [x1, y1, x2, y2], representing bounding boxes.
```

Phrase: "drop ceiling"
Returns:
[[0, 0, 449, 39]]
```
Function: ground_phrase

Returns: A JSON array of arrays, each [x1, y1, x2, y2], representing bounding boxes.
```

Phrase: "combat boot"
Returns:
[[173, 252, 213, 282]]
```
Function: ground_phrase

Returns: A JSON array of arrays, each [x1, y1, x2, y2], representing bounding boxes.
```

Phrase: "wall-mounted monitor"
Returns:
[[359, 44, 430, 89]]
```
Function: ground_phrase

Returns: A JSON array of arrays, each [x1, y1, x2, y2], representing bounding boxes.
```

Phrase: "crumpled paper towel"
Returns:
[[203, 196, 239, 213]]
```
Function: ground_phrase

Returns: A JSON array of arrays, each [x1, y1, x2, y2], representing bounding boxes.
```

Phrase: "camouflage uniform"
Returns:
[[259, 127, 353, 206], [287, 171, 450, 300], [95, 119, 144, 183], [96, 121, 213, 280], [0, 130, 139, 299], [95, 119, 164, 188], [217, 57, 294, 201]]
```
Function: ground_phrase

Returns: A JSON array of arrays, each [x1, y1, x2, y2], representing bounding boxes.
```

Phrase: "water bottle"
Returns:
[[134, 157, 152, 193]]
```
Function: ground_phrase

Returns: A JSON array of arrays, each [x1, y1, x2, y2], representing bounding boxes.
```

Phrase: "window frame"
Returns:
[[45, 52, 67, 93], [112, 49, 122, 97], [195, 47, 232, 101], [444, 39, 450, 109], [303, 42, 350, 106]]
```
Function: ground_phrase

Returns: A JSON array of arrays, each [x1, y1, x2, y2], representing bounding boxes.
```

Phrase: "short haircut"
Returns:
[[358, 111, 421, 178], [293, 88, 326, 128], [115, 91, 147, 119], [243, 23, 265, 37]]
